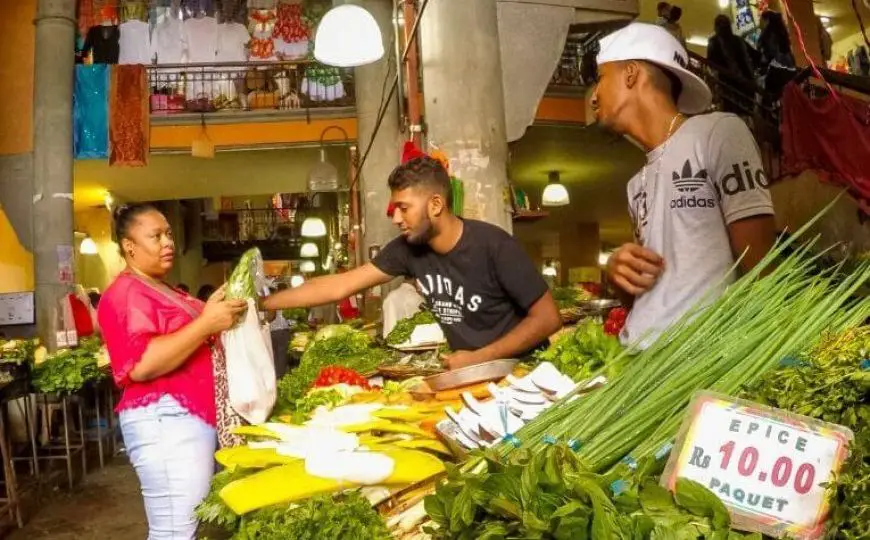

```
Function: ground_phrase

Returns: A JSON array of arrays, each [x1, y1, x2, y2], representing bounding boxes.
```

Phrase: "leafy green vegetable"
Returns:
[[288, 388, 345, 424], [741, 326, 870, 539], [0, 338, 37, 365], [31, 346, 106, 394], [424, 444, 742, 539], [234, 492, 390, 540], [385, 309, 437, 345], [282, 308, 309, 324], [274, 325, 388, 415], [195, 468, 251, 534], [227, 248, 262, 300], [534, 320, 623, 382], [552, 287, 591, 310]]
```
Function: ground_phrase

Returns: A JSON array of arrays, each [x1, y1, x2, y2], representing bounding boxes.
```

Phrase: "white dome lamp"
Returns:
[[300, 260, 317, 274], [300, 242, 320, 258], [300, 217, 327, 238], [79, 236, 98, 255], [314, 4, 385, 68], [541, 171, 570, 207]]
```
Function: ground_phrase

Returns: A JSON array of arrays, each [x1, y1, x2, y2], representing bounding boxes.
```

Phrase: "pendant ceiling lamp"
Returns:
[[314, 4, 384, 68], [290, 275, 305, 288], [300, 242, 320, 258], [541, 171, 570, 207], [300, 217, 327, 238], [300, 260, 317, 273]]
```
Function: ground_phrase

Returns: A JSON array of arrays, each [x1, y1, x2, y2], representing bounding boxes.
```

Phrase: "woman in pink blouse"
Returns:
[[98, 204, 246, 539]]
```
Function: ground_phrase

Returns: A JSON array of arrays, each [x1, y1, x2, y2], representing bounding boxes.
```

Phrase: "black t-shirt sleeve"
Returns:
[[371, 237, 412, 277], [493, 234, 549, 311]]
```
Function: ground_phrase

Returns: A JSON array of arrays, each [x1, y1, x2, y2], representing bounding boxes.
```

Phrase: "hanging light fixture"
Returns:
[[300, 217, 327, 238], [79, 236, 98, 255], [300, 242, 320, 258], [290, 275, 305, 288], [300, 260, 317, 273], [542, 171, 570, 207], [314, 4, 385, 68]]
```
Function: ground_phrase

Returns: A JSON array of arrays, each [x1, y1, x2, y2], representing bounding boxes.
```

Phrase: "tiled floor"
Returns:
[[6, 457, 146, 540]]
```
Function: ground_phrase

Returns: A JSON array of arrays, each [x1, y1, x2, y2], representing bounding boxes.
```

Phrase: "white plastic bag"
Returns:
[[221, 298, 277, 424]]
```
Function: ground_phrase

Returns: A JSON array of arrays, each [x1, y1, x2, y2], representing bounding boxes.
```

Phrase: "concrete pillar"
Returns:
[[32, 0, 76, 349], [420, 0, 512, 231], [353, 0, 403, 262]]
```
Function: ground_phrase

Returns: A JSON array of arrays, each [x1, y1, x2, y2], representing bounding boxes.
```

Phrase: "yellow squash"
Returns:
[[394, 439, 452, 457], [215, 446, 298, 470], [220, 461, 346, 514], [380, 448, 446, 485], [372, 408, 428, 422], [231, 425, 281, 439]]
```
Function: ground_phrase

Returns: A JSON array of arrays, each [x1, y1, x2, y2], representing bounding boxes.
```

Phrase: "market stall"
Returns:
[[197, 223, 870, 539]]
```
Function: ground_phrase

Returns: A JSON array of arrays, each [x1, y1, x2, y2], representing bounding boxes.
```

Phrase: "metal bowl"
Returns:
[[423, 359, 517, 391]]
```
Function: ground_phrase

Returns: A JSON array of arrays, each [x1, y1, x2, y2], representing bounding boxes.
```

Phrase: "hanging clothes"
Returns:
[[248, 8, 277, 61], [77, 0, 97, 38], [73, 64, 109, 159], [119, 20, 152, 64], [83, 25, 120, 64], [151, 16, 185, 64], [780, 82, 870, 202], [109, 65, 149, 167]]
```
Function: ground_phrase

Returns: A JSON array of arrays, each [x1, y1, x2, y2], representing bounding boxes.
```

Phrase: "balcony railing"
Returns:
[[147, 60, 354, 116]]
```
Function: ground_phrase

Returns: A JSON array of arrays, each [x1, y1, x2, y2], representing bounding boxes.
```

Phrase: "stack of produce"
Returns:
[[274, 324, 390, 416], [741, 326, 870, 538], [533, 319, 624, 382], [197, 382, 453, 539], [0, 338, 39, 384], [30, 336, 109, 395], [386, 310, 439, 347], [552, 286, 594, 310]]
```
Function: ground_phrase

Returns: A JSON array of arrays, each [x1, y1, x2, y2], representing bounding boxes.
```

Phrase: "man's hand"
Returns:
[[441, 350, 487, 371], [607, 243, 665, 296]]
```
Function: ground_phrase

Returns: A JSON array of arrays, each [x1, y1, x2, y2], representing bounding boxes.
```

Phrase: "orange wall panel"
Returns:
[[150, 118, 359, 149], [535, 96, 586, 124], [0, 0, 37, 155]]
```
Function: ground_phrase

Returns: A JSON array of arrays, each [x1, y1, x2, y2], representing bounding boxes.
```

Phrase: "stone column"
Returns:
[[420, 0, 512, 232], [32, 0, 76, 349], [352, 0, 404, 261]]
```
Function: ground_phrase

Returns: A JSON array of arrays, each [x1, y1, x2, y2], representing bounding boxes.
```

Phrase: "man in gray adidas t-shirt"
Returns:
[[592, 23, 776, 349]]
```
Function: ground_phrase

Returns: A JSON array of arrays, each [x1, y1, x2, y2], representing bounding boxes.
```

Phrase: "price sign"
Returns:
[[662, 391, 853, 539]]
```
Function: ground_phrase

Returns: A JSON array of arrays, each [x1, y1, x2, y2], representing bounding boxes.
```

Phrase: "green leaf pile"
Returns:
[[741, 326, 870, 539], [31, 345, 105, 395], [534, 320, 624, 381], [385, 309, 437, 346], [274, 325, 389, 415], [424, 444, 759, 539], [227, 248, 261, 300]]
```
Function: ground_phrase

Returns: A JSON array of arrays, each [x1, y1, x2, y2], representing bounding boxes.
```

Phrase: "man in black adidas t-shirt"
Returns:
[[265, 157, 561, 369]]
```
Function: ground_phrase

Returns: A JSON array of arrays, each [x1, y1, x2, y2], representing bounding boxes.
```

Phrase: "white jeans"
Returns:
[[120, 395, 216, 540]]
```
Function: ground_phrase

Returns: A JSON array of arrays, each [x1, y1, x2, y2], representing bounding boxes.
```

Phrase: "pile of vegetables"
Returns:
[[533, 319, 623, 382], [425, 444, 760, 539], [603, 307, 627, 337], [552, 286, 593, 310], [386, 310, 437, 346], [274, 325, 390, 415], [499, 238, 870, 472], [31, 338, 107, 395], [0, 338, 37, 365], [741, 326, 870, 538]]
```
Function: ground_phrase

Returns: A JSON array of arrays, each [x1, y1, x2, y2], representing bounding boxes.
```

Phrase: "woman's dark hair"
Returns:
[[759, 11, 792, 62], [669, 6, 682, 24], [113, 203, 159, 254], [87, 291, 101, 308], [714, 14, 733, 37]]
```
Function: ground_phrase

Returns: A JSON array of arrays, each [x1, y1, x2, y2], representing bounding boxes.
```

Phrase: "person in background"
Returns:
[[177, 283, 190, 294], [757, 11, 796, 102], [707, 14, 755, 114], [664, 5, 686, 48], [87, 291, 101, 309], [590, 23, 776, 350], [655, 2, 671, 26], [382, 277, 426, 338], [817, 16, 833, 66], [265, 157, 561, 369], [97, 204, 246, 540], [196, 284, 216, 303]]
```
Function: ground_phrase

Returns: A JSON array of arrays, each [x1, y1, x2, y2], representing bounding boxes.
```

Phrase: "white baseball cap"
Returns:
[[596, 23, 712, 114]]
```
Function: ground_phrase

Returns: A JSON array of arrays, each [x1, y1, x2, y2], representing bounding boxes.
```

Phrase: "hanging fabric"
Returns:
[[77, 0, 96, 38], [109, 65, 150, 166], [74, 64, 109, 159], [780, 82, 870, 202]]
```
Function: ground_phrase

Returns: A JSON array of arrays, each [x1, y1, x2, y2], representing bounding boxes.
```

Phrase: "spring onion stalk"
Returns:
[[488, 204, 870, 473]]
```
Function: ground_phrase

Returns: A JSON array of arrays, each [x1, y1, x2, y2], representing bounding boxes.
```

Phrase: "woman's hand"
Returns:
[[199, 285, 248, 335]]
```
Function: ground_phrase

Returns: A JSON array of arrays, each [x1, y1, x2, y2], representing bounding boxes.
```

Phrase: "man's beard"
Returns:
[[406, 217, 435, 245]]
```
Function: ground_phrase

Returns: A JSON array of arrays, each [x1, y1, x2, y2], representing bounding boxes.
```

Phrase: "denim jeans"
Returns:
[[120, 395, 216, 540]]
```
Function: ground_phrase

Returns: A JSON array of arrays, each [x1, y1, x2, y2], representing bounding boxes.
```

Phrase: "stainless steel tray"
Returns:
[[423, 359, 516, 391]]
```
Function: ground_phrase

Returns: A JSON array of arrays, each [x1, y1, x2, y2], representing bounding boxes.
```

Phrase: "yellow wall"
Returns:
[[832, 32, 868, 61], [0, 208, 34, 293], [74, 207, 124, 291], [0, 0, 35, 156]]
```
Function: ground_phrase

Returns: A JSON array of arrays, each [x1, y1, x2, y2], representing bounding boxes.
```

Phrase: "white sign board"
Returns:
[[662, 391, 853, 539], [0, 292, 35, 325]]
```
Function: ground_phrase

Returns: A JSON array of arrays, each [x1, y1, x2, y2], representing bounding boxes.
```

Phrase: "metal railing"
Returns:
[[147, 60, 354, 115]]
